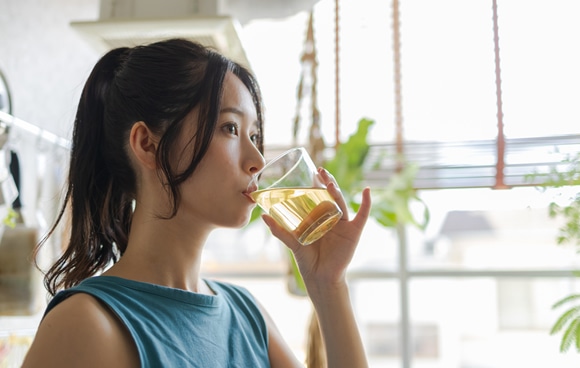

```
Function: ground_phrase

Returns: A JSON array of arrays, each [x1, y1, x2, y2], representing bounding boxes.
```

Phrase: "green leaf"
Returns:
[[324, 118, 374, 199], [575, 321, 580, 351], [371, 205, 398, 228], [365, 163, 429, 229], [551, 305, 580, 335], [2, 208, 18, 228], [249, 205, 263, 223], [560, 318, 580, 352], [553, 294, 580, 309], [406, 196, 430, 231], [242, 205, 264, 230]]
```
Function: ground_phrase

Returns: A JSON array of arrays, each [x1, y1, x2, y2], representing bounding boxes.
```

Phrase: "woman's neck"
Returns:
[[103, 207, 212, 294]]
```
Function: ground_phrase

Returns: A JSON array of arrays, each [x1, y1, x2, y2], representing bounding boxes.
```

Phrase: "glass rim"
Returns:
[[254, 146, 309, 177], [251, 146, 317, 189]]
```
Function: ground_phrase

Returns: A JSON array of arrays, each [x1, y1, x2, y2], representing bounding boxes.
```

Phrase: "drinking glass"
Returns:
[[248, 147, 343, 245]]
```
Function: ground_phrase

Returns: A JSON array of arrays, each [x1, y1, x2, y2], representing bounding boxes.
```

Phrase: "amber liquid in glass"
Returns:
[[251, 187, 342, 245]]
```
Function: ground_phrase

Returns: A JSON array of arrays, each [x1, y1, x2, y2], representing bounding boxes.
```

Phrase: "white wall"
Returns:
[[0, 0, 101, 139], [0, 1, 99, 224]]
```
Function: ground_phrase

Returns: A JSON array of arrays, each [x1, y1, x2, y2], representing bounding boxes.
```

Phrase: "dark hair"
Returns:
[[37, 38, 264, 296]]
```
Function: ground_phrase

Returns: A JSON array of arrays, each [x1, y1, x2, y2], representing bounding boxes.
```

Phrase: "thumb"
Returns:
[[351, 187, 372, 228]]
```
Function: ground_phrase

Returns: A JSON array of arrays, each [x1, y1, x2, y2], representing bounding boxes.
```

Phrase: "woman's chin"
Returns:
[[224, 215, 253, 230]]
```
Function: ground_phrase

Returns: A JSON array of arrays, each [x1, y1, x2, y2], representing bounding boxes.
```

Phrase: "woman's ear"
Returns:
[[129, 121, 158, 170]]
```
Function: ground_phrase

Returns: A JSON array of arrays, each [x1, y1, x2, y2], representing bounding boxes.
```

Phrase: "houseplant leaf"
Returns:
[[551, 305, 580, 335], [324, 117, 374, 204], [560, 318, 580, 352], [552, 294, 580, 309]]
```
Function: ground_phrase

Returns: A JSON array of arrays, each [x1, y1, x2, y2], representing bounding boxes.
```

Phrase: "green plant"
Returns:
[[527, 152, 580, 352], [285, 117, 430, 295], [324, 117, 429, 231], [550, 291, 580, 352], [246, 117, 430, 295]]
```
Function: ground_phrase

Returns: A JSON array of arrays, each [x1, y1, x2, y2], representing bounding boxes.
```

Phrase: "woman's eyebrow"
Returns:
[[220, 107, 244, 116], [220, 107, 259, 127]]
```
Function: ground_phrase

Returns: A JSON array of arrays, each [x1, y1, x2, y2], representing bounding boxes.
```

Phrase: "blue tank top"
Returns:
[[45, 276, 271, 368]]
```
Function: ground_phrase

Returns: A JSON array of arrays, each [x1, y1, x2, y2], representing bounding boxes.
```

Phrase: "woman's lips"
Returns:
[[243, 184, 258, 202], [245, 182, 258, 194], [243, 192, 255, 202]]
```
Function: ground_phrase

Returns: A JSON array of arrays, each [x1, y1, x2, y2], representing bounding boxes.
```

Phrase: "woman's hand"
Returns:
[[261, 167, 372, 293], [262, 168, 372, 367]]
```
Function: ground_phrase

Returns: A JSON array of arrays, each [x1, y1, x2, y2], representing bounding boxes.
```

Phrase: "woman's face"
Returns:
[[175, 71, 265, 229]]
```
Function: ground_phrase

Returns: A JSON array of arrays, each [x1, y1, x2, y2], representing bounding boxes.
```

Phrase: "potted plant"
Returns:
[[268, 117, 430, 296]]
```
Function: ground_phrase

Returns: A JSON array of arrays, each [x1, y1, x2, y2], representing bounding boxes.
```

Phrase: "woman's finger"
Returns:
[[261, 214, 302, 252], [327, 181, 349, 221], [318, 168, 349, 221]]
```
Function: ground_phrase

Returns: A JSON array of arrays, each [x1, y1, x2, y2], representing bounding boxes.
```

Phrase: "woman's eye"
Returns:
[[225, 123, 239, 136], [250, 133, 261, 145]]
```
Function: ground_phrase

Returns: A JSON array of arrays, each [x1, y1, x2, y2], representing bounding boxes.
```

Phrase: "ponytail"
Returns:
[[39, 48, 134, 295]]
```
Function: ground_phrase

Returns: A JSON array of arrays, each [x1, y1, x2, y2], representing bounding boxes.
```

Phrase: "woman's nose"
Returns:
[[250, 155, 266, 174], [247, 147, 266, 174]]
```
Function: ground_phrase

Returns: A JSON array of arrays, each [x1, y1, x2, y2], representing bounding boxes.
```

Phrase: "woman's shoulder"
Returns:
[[205, 279, 259, 305], [22, 292, 139, 367]]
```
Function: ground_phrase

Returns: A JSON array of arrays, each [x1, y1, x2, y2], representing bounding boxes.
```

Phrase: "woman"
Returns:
[[22, 38, 371, 367]]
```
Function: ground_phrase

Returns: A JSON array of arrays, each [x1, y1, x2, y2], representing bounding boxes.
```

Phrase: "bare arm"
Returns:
[[261, 170, 372, 368], [22, 293, 139, 368], [306, 281, 367, 368]]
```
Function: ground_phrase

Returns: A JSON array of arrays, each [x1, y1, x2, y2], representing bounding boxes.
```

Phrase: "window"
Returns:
[[202, 1, 580, 367]]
